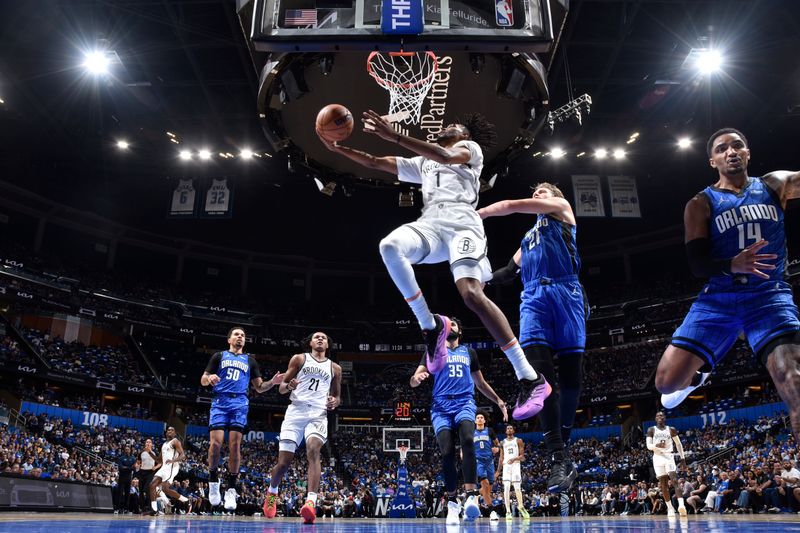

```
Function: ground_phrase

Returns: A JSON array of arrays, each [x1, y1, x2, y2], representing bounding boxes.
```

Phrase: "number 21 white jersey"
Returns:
[[290, 354, 333, 411]]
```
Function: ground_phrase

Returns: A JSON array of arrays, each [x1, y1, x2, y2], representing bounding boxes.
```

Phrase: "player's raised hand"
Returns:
[[316, 128, 341, 151], [731, 239, 777, 279], [207, 374, 221, 386], [410, 371, 429, 387], [498, 401, 508, 422], [362, 110, 396, 141], [270, 371, 285, 385], [326, 395, 340, 410]]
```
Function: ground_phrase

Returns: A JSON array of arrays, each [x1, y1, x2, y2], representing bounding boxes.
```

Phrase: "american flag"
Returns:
[[285, 9, 317, 27]]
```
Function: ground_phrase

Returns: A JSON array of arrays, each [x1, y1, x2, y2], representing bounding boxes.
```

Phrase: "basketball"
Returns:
[[316, 104, 354, 142]]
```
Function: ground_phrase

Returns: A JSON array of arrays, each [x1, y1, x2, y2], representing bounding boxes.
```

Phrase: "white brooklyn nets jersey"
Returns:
[[502, 437, 522, 482], [290, 354, 333, 410], [161, 439, 178, 464], [396, 140, 484, 208], [651, 425, 674, 455]]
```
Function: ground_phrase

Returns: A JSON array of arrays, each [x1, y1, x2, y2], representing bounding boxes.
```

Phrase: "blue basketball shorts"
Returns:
[[671, 280, 800, 368], [476, 456, 496, 482], [431, 396, 476, 436], [519, 277, 588, 356], [209, 394, 249, 431]]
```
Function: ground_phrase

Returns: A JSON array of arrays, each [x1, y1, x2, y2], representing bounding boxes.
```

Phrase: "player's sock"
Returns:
[[209, 469, 219, 483], [406, 291, 436, 330], [448, 493, 458, 504], [268, 486, 279, 495], [151, 501, 158, 513], [678, 497, 685, 507], [226, 473, 239, 492], [306, 492, 318, 505], [502, 339, 537, 380]]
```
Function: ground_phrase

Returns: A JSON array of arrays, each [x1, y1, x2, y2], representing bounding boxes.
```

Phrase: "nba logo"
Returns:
[[495, 0, 513, 27]]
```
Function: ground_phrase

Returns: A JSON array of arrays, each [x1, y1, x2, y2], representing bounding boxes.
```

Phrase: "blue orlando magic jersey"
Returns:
[[520, 214, 581, 283], [430, 345, 477, 399], [474, 427, 495, 459], [211, 351, 254, 395], [704, 177, 786, 286]]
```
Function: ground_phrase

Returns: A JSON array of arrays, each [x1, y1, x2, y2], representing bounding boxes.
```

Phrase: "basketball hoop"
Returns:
[[366, 51, 438, 125], [398, 445, 410, 464]]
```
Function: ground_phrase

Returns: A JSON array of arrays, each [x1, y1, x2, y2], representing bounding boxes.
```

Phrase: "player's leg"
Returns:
[[669, 471, 686, 515], [503, 480, 512, 517], [264, 409, 303, 518], [223, 428, 244, 510], [658, 473, 674, 515], [513, 480, 528, 518], [300, 413, 329, 523], [456, 416, 481, 520], [746, 283, 800, 441], [207, 398, 228, 506], [148, 475, 163, 514], [380, 223, 452, 370]]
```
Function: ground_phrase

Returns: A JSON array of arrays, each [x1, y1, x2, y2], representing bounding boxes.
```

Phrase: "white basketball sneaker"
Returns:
[[446, 501, 462, 525], [661, 372, 710, 409], [208, 481, 221, 506], [463, 495, 480, 521], [223, 488, 238, 511], [490, 510, 500, 521]]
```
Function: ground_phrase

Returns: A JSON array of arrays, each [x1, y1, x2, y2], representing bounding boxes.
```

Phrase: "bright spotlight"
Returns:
[[198, 149, 211, 160], [179, 150, 192, 161], [551, 147, 566, 159], [613, 148, 626, 160], [83, 51, 110, 75], [677, 137, 692, 149], [594, 148, 608, 159], [116, 140, 129, 150], [240, 148, 254, 160], [696, 49, 723, 74]]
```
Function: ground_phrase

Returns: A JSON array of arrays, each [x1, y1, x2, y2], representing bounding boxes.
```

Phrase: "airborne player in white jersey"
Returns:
[[318, 111, 550, 421], [647, 411, 687, 517], [262, 332, 342, 524]]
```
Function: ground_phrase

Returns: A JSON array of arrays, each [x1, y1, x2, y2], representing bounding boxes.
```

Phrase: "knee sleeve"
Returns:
[[436, 429, 458, 492], [525, 346, 564, 454], [458, 420, 477, 485], [279, 439, 297, 454]]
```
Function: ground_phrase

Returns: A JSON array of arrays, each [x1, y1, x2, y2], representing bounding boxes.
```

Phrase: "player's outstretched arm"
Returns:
[[278, 354, 304, 395], [472, 370, 508, 422], [327, 363, 342, 410], [362, 110, 472, 165], [316, 129, 398, 177], [409, 365, 429, 387], [488, 249, 522, 286], [478, 197, 573, 222], [252, 370, 285, 394], [763, 170, 800, 207]]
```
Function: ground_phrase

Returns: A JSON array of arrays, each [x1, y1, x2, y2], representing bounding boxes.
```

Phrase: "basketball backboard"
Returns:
[[242, 0, 565, 53], [382, 427, 424, 453]]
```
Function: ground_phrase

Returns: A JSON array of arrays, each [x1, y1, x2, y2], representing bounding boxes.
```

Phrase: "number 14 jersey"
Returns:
[[291, 354, 333, 410]]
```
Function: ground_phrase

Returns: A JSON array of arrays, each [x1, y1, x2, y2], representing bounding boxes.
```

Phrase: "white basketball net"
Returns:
[[367, 51, 438, 125], [398, 445, 409, 464]]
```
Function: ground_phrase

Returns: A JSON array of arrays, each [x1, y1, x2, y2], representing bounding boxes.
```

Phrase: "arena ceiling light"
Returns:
[[198, 149, 212, 160], [677, 137, 692, 149], [83, 50, 111, 75], [612, 148, 626, 160], [594, 148, 608, 159], [178, 150, 192, 161], [550, 147, 566, 159], [695, 49, 723, 74], [240, 148, 254, 160], [115, 140, 129, 150]]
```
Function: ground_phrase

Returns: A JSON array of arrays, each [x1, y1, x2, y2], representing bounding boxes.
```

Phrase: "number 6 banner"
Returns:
[[203, 178, 234, 218], [169, 179, 197, 217]]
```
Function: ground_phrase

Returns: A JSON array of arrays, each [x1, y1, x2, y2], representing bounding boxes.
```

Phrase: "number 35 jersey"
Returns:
[[204, 350, 260, 396], [704, 177, 787, 287], [290, 354, 333, 410]]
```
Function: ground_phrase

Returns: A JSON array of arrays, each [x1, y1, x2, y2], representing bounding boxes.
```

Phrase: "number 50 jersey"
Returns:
[[204, 350, 261, 396]]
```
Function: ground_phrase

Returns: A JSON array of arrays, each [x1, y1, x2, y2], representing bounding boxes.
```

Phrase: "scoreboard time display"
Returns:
[[394, 400, 412, 423]]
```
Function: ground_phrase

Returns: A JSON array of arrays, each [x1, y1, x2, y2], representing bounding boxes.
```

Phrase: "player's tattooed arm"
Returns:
[[252, 371, 285, 394], [200, 352, 222, 386], [409, 365, 429, 387], [763, 170, 800, 207], [478, 197, 573, 224], [316, 128, 399, 177], [327, 363, 342, 410], [278, 354, 304, 395]]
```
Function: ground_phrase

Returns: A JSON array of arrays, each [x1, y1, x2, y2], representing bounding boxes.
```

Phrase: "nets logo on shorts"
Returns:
[[458, 238, 477, 255]]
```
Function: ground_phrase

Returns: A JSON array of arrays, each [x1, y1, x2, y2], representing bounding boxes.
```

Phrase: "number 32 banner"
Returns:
[[203, 178, 234, 218]]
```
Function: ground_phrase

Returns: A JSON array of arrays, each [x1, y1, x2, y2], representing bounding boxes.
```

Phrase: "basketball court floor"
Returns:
[[0, 514, 798, 532]]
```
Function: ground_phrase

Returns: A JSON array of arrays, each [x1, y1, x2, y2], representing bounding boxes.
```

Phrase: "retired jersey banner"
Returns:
[[608, 175, 641, 218], [203, 178, 233, 217], [571, 175, 605, 217], [169, 179, 197, 217]]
